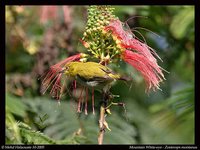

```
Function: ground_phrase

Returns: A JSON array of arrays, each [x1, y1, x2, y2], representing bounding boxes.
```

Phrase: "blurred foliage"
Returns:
[[6, 5, 194, 144]]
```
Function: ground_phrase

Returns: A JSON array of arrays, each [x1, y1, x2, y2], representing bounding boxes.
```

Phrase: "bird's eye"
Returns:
[[65, 66, 69, 70]]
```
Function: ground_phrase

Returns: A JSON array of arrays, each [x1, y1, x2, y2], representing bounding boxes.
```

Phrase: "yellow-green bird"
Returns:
[[62, 61, 129, 92]]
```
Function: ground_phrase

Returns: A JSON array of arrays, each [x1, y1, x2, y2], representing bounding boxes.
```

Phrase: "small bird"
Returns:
[[62, 61, 130, 93], [40, 61, 131, 114]]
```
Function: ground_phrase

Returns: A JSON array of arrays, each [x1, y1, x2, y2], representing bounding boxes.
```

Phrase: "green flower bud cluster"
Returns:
[[84, 6, 115, 35], [82, 6, 121, 64]]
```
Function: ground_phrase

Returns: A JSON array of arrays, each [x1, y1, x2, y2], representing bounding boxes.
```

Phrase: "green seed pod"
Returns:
[[83, 32, 87, 37], [96, 22, 100, 26], [97, 26, 102, 30], [86, 29, 91, 34], [92, 27, 97, 31], [83, 5, 118, 61], [101, 43, 106, 48]]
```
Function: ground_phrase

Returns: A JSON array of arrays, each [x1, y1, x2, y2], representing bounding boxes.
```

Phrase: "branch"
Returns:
[[98, 106, 105, 144]]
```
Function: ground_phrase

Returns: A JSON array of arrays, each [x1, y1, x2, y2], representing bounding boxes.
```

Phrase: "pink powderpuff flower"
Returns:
[[40, 6, 58, 24], [40, 6, 72, 25], [40, 53, 82, 100], [122, 50, 164, 92], [62, 6, 72, 25], [105, 19, 165, 91]]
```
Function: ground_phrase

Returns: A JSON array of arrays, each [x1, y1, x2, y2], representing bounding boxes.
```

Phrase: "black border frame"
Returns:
[[1, 1, 199, 149]]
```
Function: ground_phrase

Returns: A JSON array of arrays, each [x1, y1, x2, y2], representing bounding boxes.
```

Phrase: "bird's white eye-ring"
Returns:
[[65, 66, 69, 70]]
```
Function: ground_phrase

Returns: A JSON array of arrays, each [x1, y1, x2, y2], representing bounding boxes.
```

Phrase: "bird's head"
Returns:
[[59, 62, 80, 77]]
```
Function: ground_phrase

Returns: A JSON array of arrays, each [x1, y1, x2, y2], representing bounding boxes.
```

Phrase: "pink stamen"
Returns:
[[79, 39, 90, 48], [77, 87, 84, 113], [123, 50, 164, 92], [50, 74, 62, 99], [40, 53, 82, 100], [92, 88, 95, 115], [41, 73, 60, 95], [85, 88, 88, 115]]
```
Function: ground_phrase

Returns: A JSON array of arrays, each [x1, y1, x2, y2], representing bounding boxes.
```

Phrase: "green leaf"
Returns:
[[6, 109, 22, 144], [18, 122, 56, 144], [170, 6, 194, 39], [6, 93, 28, 118]]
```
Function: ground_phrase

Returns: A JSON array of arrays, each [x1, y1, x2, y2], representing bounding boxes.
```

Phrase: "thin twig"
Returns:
[[98, 106, 105, 145]]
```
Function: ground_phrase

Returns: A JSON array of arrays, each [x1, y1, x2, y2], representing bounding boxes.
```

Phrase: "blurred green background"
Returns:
[[5, 5, 194, 144]]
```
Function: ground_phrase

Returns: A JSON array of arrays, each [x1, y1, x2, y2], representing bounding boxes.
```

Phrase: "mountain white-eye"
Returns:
[[62, 61, 128, 92]]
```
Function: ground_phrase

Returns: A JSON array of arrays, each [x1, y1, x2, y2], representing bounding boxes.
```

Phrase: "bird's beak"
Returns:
[[59, 68, 66, 74]]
